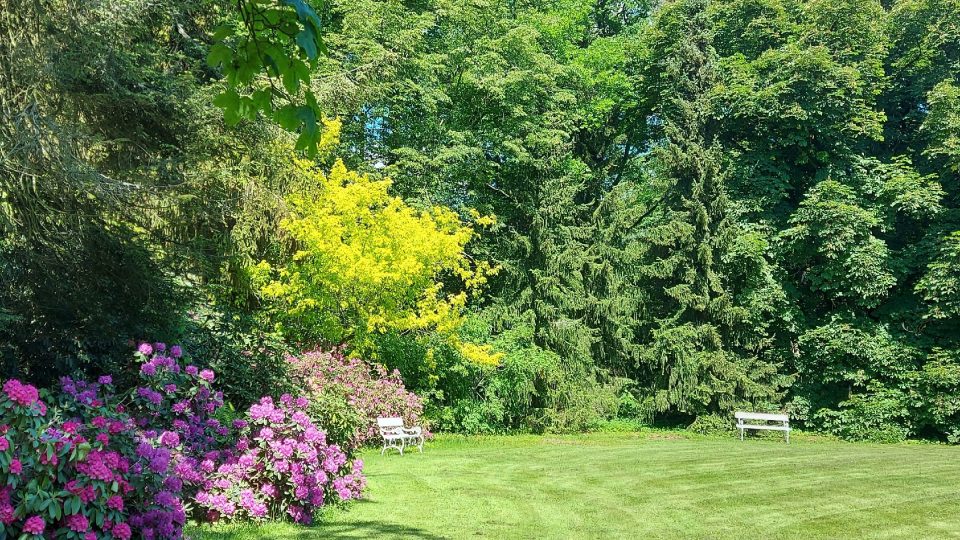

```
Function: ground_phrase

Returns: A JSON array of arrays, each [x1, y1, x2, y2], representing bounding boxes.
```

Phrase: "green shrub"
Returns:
[[306, 390, 368, 451], [419, 345, 620, 434], [591, 418, 650, 432], [815, 390, 911, 443], [616, 390, 656, 424], [540, 369, 620, 433], [948, 429, 960, 445], [688, 414, 736, 435], [178, 304, 292, 410]]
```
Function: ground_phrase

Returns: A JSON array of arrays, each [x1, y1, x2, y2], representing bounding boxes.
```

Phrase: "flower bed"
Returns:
[[1, 342, 369, 539], [2, 376, 184, 539]]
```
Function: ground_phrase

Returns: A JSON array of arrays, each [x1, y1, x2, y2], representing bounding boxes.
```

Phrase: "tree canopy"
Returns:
[[2, 0, 959, 441]]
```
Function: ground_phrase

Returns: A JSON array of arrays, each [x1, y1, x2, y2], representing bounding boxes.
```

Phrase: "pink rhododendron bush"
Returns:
[[0, 342, 367, 539], [195, 395, 364, 524], [286, 349, 426, 449]]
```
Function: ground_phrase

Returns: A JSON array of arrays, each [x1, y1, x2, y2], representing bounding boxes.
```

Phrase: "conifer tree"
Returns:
[[631, 0, 783, 415]]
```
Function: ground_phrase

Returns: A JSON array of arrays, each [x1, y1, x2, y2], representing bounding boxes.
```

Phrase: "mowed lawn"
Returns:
[[187, 432, 960, 539]]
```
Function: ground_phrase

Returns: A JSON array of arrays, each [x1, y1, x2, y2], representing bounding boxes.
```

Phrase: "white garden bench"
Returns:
[[377, 417, 424, 455], [735, 411, 791, 444]]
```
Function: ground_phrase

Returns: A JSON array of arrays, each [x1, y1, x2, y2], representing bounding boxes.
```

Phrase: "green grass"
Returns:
[[186, 432, 960, 539]]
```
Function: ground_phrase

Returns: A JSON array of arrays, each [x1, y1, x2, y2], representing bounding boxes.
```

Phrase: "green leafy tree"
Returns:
[[209, 0, 328, 154]]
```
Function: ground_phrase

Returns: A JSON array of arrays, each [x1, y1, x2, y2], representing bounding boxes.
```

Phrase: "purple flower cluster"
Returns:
[[22, 514, 45, 534], [61, 376, 107, 407], [287, 348, 427, 449], [1, 375, 184, 539], [196, 394, 365, 524], [131, 343, 236, 509]]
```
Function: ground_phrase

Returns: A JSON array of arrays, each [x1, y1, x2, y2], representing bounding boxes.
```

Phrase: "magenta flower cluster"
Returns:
[[195, 394, 365, 524], [3, 379, 40, 409], [1, 373, 183, 539], [287, 348, 426, 449], [0, 342, 372, 538]]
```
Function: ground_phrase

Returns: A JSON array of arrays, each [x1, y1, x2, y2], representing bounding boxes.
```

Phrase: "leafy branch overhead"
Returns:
[[209, 0, 326, 154]]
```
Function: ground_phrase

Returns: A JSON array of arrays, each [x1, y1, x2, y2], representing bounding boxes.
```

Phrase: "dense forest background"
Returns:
[[2, 0, 959, 442]]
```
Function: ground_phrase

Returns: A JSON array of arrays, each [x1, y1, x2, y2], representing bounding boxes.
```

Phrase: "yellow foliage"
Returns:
[[317, 117, 342, 157], [254, 157, 498, 361], [456, 341, 504, 367]]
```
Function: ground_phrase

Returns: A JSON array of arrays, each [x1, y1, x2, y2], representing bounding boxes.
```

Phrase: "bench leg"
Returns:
[[785, 430, 790, 445], [383, 439, 406, 455], [740, 427, 744, 441]]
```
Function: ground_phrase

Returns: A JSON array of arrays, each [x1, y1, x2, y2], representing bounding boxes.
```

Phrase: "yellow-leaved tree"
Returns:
[[252, 157, 500, 364]]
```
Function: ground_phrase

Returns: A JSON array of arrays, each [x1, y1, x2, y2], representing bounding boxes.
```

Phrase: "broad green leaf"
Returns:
[[296, 27, 318, 60], [213, 89, 243, 126], [207, 44, 232, 68], [211, 24, 235, 41], [274, 104, 300, 130]]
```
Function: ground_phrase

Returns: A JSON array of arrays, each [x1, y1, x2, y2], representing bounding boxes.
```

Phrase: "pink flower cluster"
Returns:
[[1, 376, 183, 539], [3, 379, 44, 415], [3, 379, 38, 407], [287, 348, 426, 449], [22, 514, 45, 534], [196, 394, 365, 524]]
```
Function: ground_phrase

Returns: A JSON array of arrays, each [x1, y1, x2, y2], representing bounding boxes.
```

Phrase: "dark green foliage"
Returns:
[[388, 313, 622, 435], [176, 304, 293, 410], [620, 0, 788, 416], [0, 0, 206, 383], [0, 232, 179, 386], [688, 413, 737, 435]]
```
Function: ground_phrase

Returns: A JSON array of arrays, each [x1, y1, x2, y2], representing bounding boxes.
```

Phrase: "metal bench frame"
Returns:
[[377, 417, 424, 455]]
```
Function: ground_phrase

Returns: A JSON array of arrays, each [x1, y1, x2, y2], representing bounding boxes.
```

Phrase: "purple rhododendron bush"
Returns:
[[0, 342, 367, 539], [286, 349, 426, 450], [1, 377, 180, 539], [130, 342, 236, 505]]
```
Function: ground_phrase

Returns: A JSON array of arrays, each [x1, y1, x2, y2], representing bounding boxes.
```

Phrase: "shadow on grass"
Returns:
[[192, 520, 449, 540], [314, 521, 449, 539]]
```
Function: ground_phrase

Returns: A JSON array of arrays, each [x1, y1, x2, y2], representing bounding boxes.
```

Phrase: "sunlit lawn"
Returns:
[[186, 432, 960, 539]]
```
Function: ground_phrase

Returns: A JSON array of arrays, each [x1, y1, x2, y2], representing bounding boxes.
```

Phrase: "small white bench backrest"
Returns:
[[377, 417, 404, 434], [735, 411, 789, 422]]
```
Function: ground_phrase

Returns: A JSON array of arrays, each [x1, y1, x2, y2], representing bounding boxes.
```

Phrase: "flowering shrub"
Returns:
[[196, 394, 365, 524], [1, 342, 369, 535], [130, 342, 237, 503], [1, 376, 184, 539], [286, 349, 426, 449]]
